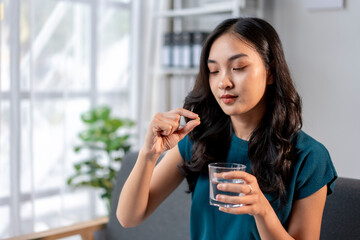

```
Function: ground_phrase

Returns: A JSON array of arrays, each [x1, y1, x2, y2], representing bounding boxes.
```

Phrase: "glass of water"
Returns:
[[208, 162, 246, 208]]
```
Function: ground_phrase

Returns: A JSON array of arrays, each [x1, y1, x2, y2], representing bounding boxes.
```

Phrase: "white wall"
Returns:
[[264, 0, 360, 179]]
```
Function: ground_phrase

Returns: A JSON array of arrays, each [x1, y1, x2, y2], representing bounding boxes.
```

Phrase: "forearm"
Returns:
[[117, 108, 199, 228], [117, 149, 160, 227], [254, 206, 294, 240]]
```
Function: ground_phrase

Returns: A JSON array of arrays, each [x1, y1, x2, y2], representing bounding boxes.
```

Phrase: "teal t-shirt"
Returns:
[[178, 130, 337, 240]]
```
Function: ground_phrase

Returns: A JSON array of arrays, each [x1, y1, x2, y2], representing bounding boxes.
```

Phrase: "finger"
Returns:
[[177, 119, 201, 137], [214, 172, 227, 178], [156, 113, 181, 127], [152, 122, 175, 136], [218, 205, 253, 215], [222, 171, 255, 184], [160, 118, 180, 135], [216, 194, 254, 206], [152, 115, 181, 136], [172, 108, 199, 120], [162, 112, 182, 122], [217, 183, 250, 194]]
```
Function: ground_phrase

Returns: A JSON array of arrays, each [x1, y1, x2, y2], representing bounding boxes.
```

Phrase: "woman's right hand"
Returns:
[[143, 108, 200, 155]]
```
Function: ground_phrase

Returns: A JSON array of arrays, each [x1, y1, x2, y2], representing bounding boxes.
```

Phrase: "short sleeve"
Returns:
[[178, 135, 193, 162], [295, 143, 337, 200]]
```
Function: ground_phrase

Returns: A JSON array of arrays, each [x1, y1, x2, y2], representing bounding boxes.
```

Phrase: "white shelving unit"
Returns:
[[139, 0, 263, 145], [154, 1, 245, 18]]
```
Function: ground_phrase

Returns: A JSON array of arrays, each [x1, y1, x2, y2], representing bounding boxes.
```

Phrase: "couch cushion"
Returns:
[[320, 177, 360, 240]]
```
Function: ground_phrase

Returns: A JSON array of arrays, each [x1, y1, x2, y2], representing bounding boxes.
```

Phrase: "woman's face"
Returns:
[[208, 33, 272, 119]]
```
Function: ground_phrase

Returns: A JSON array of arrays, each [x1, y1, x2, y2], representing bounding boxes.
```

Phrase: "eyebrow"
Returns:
[[207, 53, 248, 64]]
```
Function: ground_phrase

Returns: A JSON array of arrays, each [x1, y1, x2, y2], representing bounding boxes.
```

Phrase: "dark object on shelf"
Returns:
[[162, 31, 209, 69]]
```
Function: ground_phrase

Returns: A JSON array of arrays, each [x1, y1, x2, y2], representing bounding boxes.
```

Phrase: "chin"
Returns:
[[219, 103, 251, 117], [220, 106, 241, 116]]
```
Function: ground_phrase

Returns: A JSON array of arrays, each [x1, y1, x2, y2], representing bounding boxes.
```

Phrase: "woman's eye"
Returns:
[[233, 67, 245, 71], [209, 70, 219, 75]]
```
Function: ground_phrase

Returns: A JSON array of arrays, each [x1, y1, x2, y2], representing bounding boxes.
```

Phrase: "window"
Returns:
[[0, 0, 136, 237]]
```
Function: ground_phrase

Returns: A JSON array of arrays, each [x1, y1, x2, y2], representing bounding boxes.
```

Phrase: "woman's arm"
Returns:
[[252, 185, 327, 240], [287, 185, 327, 239], [215, 171, 327, 240], [117, 146, 184, 228], [116, 108, 200, 228]]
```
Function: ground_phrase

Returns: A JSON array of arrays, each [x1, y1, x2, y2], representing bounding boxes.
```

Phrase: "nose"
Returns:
[[218, 73, 234, 89]]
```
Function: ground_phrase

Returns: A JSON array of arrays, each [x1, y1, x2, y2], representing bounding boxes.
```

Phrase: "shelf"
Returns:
[[154, 1, 242, 18]]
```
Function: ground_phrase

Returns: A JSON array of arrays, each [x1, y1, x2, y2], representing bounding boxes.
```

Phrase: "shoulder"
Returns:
[[293, 130, 337, 199], [295, 130, 331, 161]]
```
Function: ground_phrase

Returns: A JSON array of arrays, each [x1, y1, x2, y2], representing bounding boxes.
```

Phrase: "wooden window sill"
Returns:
[[5, 217, 108, 240]]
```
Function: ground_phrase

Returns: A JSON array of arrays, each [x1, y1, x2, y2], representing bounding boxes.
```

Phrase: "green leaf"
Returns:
[[123, 145, 131, 153], [74, 146, 82, 152], [111, 118, 123, 128], [81, 110, 96, 123], [101, 192, 111, 200], [106, 135, 129, 151], [74, 163, 82, 171], [75, 144, 106, 152], [78, 130, 92, 142], [95, 106, 111, 120], [89, 160, 104, 169], [67, 177, 73, 185], [121, 118, 135, 127], [79, 181, 97, 188]]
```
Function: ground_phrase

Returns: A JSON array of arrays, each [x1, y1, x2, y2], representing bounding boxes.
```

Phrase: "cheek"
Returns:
[[239, 71, 267, 100], [209, 78, 217, 95]]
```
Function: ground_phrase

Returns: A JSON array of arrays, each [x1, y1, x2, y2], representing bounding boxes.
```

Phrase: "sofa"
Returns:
[[8, 151, 359, 240]]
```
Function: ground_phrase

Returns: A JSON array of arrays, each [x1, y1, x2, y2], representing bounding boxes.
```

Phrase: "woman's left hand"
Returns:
[[215, 171, 272, 217]]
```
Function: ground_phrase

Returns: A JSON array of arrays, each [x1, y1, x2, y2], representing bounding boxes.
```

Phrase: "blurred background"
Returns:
[[0, 0, 359, 238]]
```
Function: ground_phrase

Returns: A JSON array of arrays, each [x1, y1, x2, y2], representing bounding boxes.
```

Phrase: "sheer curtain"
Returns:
[[0, 0, 137, 237]]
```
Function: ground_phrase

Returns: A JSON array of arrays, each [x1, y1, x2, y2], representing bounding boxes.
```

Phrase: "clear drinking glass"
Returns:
[[208, 163, 246, 208]]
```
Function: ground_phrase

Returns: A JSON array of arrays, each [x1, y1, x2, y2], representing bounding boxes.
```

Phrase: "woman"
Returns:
[[117, 17, 337, 239]]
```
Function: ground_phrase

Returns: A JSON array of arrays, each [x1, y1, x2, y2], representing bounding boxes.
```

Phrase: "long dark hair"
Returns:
[[179, 18, 302, 204]]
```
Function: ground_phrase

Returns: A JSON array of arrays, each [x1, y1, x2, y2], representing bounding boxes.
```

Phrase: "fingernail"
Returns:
[[222, 173, 229, 178], [218, 184, 224, 189], [216, 195, 223, 201]]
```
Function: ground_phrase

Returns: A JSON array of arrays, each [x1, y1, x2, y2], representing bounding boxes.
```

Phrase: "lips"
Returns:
[[220, 94, 238, 104]]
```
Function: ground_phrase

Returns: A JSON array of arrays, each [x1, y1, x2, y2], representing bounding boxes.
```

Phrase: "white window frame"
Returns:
[[0, 0, 140, 237]]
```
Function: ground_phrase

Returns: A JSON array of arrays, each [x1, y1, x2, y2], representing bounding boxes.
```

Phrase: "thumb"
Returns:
[[176, 119, 200, 138]]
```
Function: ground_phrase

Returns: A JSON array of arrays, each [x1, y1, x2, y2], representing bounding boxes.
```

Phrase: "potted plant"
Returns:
[[67, 106, 135, 213]]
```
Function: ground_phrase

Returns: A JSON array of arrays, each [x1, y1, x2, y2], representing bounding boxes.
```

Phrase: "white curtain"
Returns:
[[0, 0, 135, 237]]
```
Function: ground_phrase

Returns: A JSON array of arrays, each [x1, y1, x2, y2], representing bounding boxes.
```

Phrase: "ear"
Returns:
[[267, 70, 274, 85]]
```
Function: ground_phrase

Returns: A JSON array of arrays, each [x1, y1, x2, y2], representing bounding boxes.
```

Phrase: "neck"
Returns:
[[230, 96, 266, 141], [231, 117, 260, 141]]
